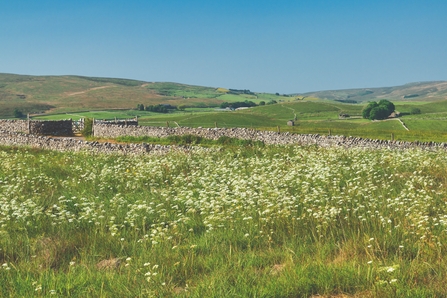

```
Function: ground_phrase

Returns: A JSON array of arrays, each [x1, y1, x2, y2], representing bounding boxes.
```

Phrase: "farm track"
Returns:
[[66, 86, 114, 96]]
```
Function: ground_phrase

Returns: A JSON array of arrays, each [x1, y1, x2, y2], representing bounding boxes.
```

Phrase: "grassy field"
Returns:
[[2, 145, 447, 296], [31, 98, 447, 142]]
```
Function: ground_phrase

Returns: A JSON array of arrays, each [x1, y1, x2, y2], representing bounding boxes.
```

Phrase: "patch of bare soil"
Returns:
[[96, 258, 121, 270]]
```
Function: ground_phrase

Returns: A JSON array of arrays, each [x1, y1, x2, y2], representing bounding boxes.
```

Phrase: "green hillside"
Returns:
[[0, 73, 294, 118], [300, 81, 447, 102]]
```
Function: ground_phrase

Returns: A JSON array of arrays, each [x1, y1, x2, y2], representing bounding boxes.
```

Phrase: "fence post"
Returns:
[[277, 126, 280, 133], [391, 133, 394, 141], [27, 113, 30, 134], [215, 122, 217, 128], [166, 121, 169, 127], [328, 129, 331, 136]]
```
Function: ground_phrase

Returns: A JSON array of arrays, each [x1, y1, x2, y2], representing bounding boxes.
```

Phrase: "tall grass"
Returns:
[[1, 145, 447, 296]]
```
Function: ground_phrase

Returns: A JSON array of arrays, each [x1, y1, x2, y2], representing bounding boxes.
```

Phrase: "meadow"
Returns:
[[2, 144, 447, 297], [32, 99, 447, 143]]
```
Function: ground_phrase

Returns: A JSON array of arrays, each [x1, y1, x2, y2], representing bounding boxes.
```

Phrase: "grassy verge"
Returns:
[[115, 135, 265, 147]]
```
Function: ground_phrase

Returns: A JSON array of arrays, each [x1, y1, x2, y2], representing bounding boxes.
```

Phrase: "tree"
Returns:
[[81, 118, 93, 137], [137, 104, 145, 111], [13, 108, 24, 118], [220, 102, 230, 109], [378, 99, 395, 115], [362, 100, 395, 120], [369, 106, 388, 120], [259, 101, 265, 106], [362, 102, 378, 119]]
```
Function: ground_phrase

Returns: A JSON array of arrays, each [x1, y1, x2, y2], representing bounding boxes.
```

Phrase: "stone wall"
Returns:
[[30, 120, 73, 136], [0, 120, 28, 133], [1, 120, 447, 154], [92, 123, 447, 151], [0, 130, 186, 155], [0, 119, 73, 135], [95, 119, 138, 126]]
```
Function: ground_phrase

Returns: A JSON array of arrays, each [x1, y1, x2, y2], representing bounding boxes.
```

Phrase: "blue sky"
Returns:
[[1, 0, 446, 93]]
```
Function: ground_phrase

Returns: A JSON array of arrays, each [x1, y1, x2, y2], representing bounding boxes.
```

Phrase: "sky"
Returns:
[[1, 0, 447, 93]]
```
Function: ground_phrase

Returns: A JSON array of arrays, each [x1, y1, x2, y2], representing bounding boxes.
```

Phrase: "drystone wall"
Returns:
[[30, 120, 73, 136], [0, 120, 28, 133], [0, 119, 73, 135], [95, 119, 138, 126], [0, 130, 186, 155], [92, 123, 447, 151], [0, 121, 446, 154]]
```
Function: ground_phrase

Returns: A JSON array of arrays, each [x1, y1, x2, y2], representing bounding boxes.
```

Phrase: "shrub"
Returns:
[[411, 107, 421, 115], [13, 108, 24, 118], [81, 118, 93, 137]]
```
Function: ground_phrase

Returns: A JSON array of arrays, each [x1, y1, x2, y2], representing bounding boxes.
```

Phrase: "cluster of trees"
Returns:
[[228, 89, 256, 96], [220, 100, 257, 109], [362, 100, 395, 120], [136, 104, 176, 113], [219, 100, 278, 109]]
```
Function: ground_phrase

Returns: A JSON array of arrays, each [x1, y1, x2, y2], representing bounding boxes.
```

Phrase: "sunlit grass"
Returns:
[[1, 144, 447, 296]]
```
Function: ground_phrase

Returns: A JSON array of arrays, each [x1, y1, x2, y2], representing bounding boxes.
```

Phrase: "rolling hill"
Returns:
[[0, 73, 287, 118], [2, 73, 447, 119], [298, 81, 447, 102]]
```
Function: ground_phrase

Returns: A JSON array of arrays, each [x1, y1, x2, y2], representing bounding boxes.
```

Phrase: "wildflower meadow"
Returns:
[[1, 144, 447, 297]]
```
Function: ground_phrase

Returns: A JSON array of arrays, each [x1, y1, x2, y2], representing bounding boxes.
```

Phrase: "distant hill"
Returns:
[[298, 81, 447, 102], [2, 73, 447, 118], [0, 73, 286, 118]]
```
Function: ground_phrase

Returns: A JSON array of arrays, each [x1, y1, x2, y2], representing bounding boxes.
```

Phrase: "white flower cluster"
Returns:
[[0, 146, 446, 255]]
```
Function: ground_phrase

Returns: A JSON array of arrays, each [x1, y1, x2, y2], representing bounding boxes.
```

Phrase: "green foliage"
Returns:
[[369, 105, 389, 120], [115, 135, 265, 147], [362, 100, 395, 120], [145, 104, 169, 113], [362, 102, 378, 119], [136, 104, 145, 111], [13, 108, 24, 118], [411, 107, 422, 115], [216, 136, 265, 147], [219, 100, 257, 109], [81, 118, 93, 137]]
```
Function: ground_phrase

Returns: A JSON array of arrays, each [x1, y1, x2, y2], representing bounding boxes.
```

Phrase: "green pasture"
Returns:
[[394, 100, 447, 114], [33, 110, 151, 121], [25, 98, 447, 143], [140, 110, 279, 128]]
